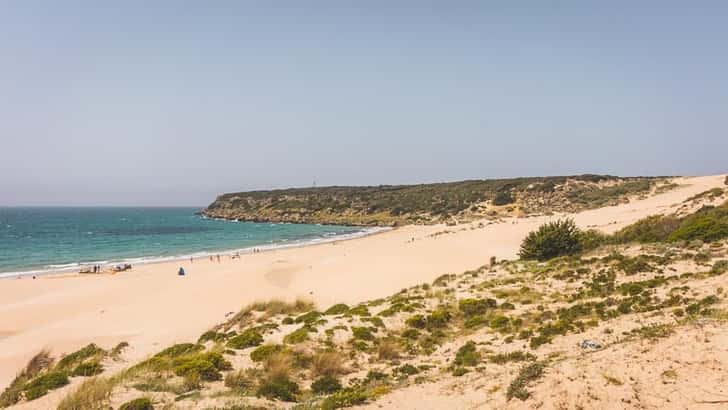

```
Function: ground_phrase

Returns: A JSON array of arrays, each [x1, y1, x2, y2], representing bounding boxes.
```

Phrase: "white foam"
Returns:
[[0, 227, 390, 280]]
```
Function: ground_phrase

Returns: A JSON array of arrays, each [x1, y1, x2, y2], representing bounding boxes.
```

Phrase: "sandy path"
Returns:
[[0, 174, 724, 390]]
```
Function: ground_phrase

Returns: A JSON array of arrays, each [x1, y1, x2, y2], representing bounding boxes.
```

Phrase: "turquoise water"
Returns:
[[0, 207, 367, 277]]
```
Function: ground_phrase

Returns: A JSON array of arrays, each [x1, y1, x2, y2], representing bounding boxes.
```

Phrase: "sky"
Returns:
[[1, 2, 726, 206]]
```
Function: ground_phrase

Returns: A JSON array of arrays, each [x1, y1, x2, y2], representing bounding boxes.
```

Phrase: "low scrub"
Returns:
[[57, 376, 114, 410], [507, 362, 546, 401], [519, 219, 583, 261], [118, 397, 154, 410]]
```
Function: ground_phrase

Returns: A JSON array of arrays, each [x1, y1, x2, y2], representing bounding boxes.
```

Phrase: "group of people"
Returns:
[[180, 248, 265, 276]]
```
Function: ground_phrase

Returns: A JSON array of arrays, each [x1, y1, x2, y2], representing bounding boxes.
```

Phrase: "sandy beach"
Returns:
[[0, 174, 725, 395]]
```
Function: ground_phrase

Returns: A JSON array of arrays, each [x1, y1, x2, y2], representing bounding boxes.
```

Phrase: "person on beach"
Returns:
[[178, 267, 185, 276]]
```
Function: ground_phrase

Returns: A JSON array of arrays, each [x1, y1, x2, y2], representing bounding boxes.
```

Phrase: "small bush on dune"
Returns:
[[507, 362, 546, 401], [172, 358, 221, 381], [256, 374, 299, 402], [250, 344, 284, 362], [324, 304, 350, 315], [453, 341, 480, 367], [57, 376, 114, 410], [56, 343, 105, 371], [119, 397, 154, 410], [154, 343, 203, 359], [458, 298, 496, 317], [311, 375, 342, 394], [227, 329, 264, 349], [283, 326, 311, 344], [519, 219, 583, 261], [320, 387, 369, 409], [0, 350, 54, 407], [71, 361, 104, 377], [22, 371, 69, 400]]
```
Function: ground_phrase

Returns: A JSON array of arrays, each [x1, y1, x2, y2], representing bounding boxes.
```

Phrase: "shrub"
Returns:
[[507, 362, 546, 401], [295, 311, 323, 325], [320, 387, 368, 409], [250, 344, 284, 362], [0, 350, 53, 407], [613, 215, 681, 243], [493, 190, 514, 206], [668, 203, 728, 243], [453, 341, 480, 367], [519, 219, 583, 261], [458, 298, 496, 317], [227, 329, 264, 349], [426, 308, 452, 330], [489, 351, 536, 364], [311, 375, 342, 394], [56, 343, 105, 371], [154, 343, 203, 358], [464, 315, 488, 329], [348, 305, 371, 316], [283, 326, 310, 344], [198, 331, 227, 344], [324, 304, 350, 315], [58, 377, 115, 410], [172, 358, 221, 381], [351, 327, 375, 341], [711, 260, 728, 275], [119, 397, 154, 410], [256, 375, 299, 402], [71, 361, 104, 377], [405, 314, 426, 329], [22, 371, 69, 400]]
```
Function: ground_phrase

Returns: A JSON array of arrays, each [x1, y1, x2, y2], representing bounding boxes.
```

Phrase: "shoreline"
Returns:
[[0, 225, 391, 280]]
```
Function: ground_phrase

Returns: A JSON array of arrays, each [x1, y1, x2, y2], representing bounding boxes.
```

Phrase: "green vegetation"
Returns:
[[250, 344, 284, 362], [507, 362, 546, 401], [119, 397, 154, 410], [227, 330, 264, 349], [255, 375, 299, 402], [311, 375, 343, 394], [57, 377, 115, 410], [325, 304, 350, 315], [519, 219, 583, 260], [56, 343, 105, 372], [203, 175, 658, 226], [614, 202, 728, 244], [489, 350, 536, 364], [453, 341, 480, 367], [23, 371, 69, 400]]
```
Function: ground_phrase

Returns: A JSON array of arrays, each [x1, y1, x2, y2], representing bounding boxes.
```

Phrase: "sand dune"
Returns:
[[0, 174, 724, 396]]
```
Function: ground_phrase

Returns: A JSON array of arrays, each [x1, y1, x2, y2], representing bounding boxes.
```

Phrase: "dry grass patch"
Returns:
[[57, 376, 114, 410], [311, 351, 347, 378]]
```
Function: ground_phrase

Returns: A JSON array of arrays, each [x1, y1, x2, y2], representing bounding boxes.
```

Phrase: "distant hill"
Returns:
[[201, 175, 671, 226]]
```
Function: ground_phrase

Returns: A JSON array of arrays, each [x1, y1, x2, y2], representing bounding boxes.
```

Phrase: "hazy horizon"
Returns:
[[2, 2, 727, 206]]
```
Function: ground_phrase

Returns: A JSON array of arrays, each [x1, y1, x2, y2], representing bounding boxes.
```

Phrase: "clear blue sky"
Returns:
[[1, 1, 726, 206]]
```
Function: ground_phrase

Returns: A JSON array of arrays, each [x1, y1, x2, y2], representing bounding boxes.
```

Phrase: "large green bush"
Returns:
[[519, 219, 583, 261], [613, 215, 681, 243], [667, 204, 728, 242]]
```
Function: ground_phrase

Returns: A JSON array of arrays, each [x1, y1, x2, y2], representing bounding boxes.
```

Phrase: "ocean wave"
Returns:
[[0, 227, 390, 280]]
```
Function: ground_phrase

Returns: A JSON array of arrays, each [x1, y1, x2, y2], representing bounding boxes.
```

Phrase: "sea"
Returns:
[[0, 207, 375, 278]]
